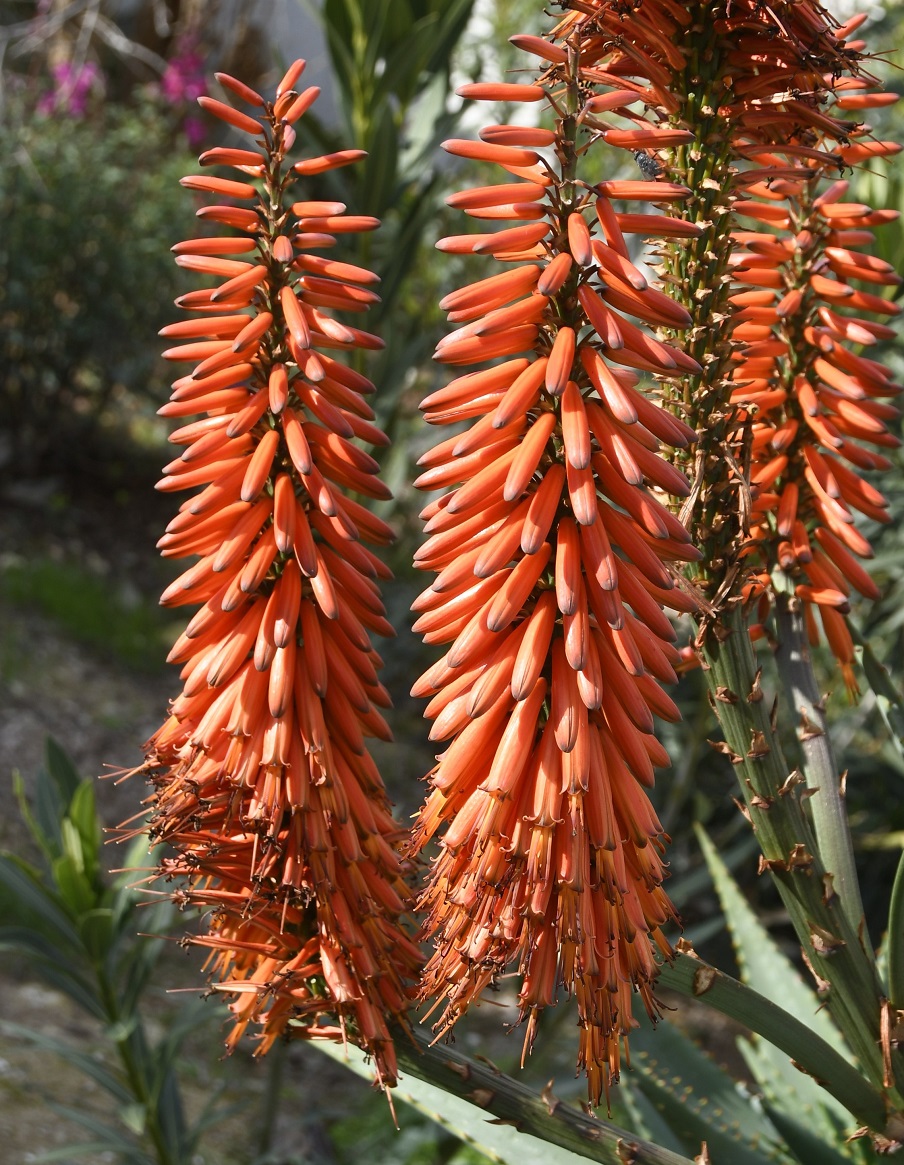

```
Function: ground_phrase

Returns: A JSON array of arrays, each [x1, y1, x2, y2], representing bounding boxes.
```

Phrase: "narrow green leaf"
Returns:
[[13, 768, 60, 864], [67, 780, 102, 876], [154, 1067, 191, 1158], [1, 1020, 132, 1103], [118, 1101, 147, 1136], [887, 847, 904, 1008], [359, 100, 399, 216], [44, 1101, 153, 1165], [40, 965, 107, 1019], [44, 737, 83, 802], [51, 852, 97, 917], [696, 826, 852, 1142], [106, 1015, 139, 1044], [79, 908, 114, 963], [185, 1085, 246, 1147], [0, 854, 82, 946], [627, 1009, 791, 1164], [60, 817, 86, 874]]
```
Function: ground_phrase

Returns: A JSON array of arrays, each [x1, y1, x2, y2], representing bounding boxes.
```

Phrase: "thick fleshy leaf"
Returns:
[[627, 1009, 791, 1165], [696, 826, 852, 1142], [315, 1039, 696, 1165]]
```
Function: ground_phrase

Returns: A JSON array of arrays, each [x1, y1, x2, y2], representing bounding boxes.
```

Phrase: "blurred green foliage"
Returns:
[[0, 556, 173, 672], [0, 93, 198, 477], [0, 739, 225, 1164]]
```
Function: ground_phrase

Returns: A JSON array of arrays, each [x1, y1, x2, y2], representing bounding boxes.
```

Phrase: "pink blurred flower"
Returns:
[[38, 60, 103, 117]]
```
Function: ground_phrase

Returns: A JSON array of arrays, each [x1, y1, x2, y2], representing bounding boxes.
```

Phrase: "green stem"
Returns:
[[97, 970, 180, 1165], [699, 606, 904, 1103], [256, 1037, 287, 1156], [773, 589, 869, 941], [658, 951, 888, 1131]]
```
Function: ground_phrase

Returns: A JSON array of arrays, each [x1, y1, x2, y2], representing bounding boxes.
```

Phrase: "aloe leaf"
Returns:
[[695, 826, 847, 1055], [1, 1020, 131, 1103], [761, 1102, 857, 1165], [627, 1009, 792, 1165], [856, 637, 904, 762], [317, 1039, 653, 1165], [657, 955, 886, 1131], [617, 1075, 688, 1156], [740, 1038, 860, 1162], [696, 826, 852, 1142], [888, 847, 904, 1008]]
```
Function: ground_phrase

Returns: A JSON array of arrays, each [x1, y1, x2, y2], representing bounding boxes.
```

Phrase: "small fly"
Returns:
[[633, 149, 664, 180]]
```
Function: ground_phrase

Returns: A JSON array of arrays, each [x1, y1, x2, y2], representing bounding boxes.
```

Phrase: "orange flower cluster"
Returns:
[[555, 0, 898, 679], [141, 62, 419, 1084], [408, 45, 706, 1105], [557, 0, 871, 149], [728, 87, 901, 685]]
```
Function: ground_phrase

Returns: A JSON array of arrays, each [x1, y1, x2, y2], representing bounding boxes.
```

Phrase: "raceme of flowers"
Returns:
[[555, 0, 899, 683], [407, 43, 704, 1106], [138, 61, 420, 1086]]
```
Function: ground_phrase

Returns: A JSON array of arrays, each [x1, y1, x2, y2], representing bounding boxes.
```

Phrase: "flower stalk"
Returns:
[[773, 587, 866, 938], [699, 603, 900, 1100]]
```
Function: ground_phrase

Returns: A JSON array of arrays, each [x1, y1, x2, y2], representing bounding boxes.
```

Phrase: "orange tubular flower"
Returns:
[[409, 44, 704, 1106], [139, 62, 420, 1085]]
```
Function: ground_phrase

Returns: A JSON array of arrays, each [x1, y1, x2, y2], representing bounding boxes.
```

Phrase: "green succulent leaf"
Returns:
[[696, 826, 853, 1148], [855, 637, 904, 763], [617, 1075, 689, 1156], [627, 1009, 792, 1165], [888, 847, 904, 1009], [762, 1103, 857, 1165]]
